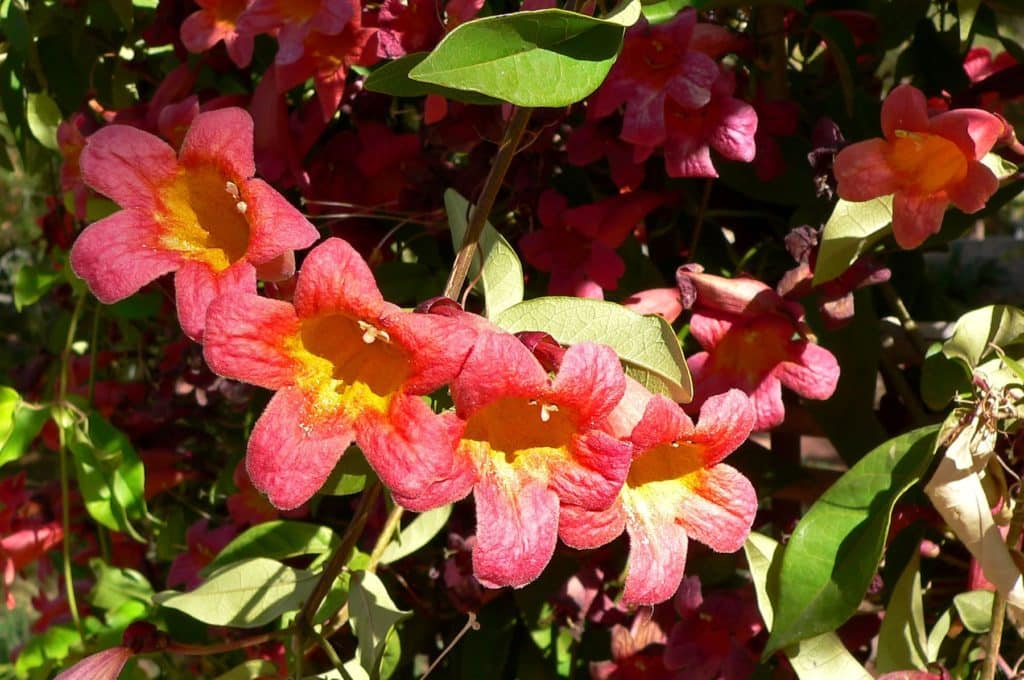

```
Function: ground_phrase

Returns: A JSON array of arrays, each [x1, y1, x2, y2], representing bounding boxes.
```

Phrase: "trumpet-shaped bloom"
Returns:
[[237, 0, 358, 64], [560, 387, 756, 606], [69, 108, 319, 341], [203, 238, 477, 510], [424, 331, 632, 589], [181, 0, 255, 68], [833, 84, 1004, 249], [677, 266, 839, 431]]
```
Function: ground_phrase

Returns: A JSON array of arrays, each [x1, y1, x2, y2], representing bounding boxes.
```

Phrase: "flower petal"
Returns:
[[687, 389, 755, 466], [472, 465, 559, 588], [55, 647, 132, 680], [179, 107, 256, 180], [665, 52, 718, 109], [552, 343, 626, 424], [881, 84, 929, 138], [293, 237, 385, 320], [833, 138, 900, 201], [709, 96, 758, 162], [203, 293, 300, 389], [558, 499, 626, 549], [605, 376, 655, 439], [69, 209, 180, 303], [891, 191, 948, 249], [676, 464, 756, 552], [451, 330, 548, 417], [621, 496, 688, 606], [773, 341, 840, 401], [631, 395, 693, 451], [549, 431, 632, 510], [175, 260, 257, 341], [947, 161, 999, 214], [621, 90, 668, 147], [79, 126, 177, 211], [378, 310, 479, 395], [747, 374, 786, 431], [181, 10, 226, 52], [356, 396, 474, 511], [243, 178, 320, 265], [247, 387, 355, 510], [663, 138, 717, 178], [928, 108, 1005, 160]]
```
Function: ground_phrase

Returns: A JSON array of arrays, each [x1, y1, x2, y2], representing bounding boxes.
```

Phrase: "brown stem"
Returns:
[[880, 282, 929, 356], [443, 107, 532, 300], [293, 481, 382, 677], [168, 629, 290, 656], [367, 504, 404, 572], [981, 485, 1024, 680]]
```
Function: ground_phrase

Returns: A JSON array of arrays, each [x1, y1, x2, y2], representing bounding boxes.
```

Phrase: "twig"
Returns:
[[880, 282, 929, 356], [981, 484, 1024, 680], [443, 107, 532, 300], [422, 613, 480, 678]]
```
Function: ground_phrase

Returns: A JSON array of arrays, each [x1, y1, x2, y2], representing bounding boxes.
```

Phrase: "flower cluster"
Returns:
[[67, 110, 761, 604]]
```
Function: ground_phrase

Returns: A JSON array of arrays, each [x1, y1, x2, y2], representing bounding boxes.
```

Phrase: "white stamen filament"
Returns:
[[357, 320, 390, 344], [225, 181, 240, 199], [235, 201, 248, 213], [539, 402, 559, 422]]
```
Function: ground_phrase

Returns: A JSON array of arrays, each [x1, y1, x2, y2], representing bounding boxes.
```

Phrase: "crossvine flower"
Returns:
[[833, 84, 1005, 249], [203, 237, 476, 510], [560, 384, 756, 606], [69, 107, 318, 341]]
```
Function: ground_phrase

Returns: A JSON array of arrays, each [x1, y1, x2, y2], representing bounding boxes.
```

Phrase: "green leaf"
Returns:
[[494, 296, 692, 402], [88, 559, 154, 611], [64, 410, 147, 537], [921, 342, 970, 411], [813, 196, 893, 286], [958, 0, 982, 43], [445, 188, 524, 318], [364, 53, 503, 104], [0, 388, 48, 469], [378, 504, 452, 565], [407, 0, 641, 107], [875, 552, 928, 673], [26, 92, 61, 151], [953, 590, 995, 633], [942, 305, 1024, 369], [323, 446, 374, 496], [214, 660, 281, 680], [809, 14, 857, 117], [13, 262, 60, 311], [205, 521, 339, 574], [743, 532, 871, 680], [980, 151, 1018, 180], [155, 558, 317, 628], [926, 608, 951, 662], [348, 571, 412, 676], [764, 425, 940, 655], [13, 623, 81, 675]]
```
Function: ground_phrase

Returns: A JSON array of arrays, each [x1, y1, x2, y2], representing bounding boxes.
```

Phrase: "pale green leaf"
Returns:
[[446, 188, 524, 318], [408, 0, 641, 107], [743, 532, 871, 680], [155, 558, 317, 628], [0, 396, 49, 469], [206, 521, 339, 574], [13, 263, 60, 311], [364, 53, 502, 104], [953, 590, 995, 633], [813, 196, 893, 286], [348, 571, 412, 675], [214, 660, 281, 680], [494, 296, 692, 402], [876, 553, 928, 673], [378, 504, 452, 565], [88, 559, 154, 611], [981, 152, 1018, 180], [927, 608, 952, 662], [26, 92, 61, 150], [942, 305, 1024, 369]]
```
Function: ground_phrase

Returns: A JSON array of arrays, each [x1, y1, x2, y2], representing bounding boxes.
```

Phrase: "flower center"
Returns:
[[462, 397, 574, 465], [626, 441, 702, 489], [157, 164, 251, 271], [886, 130, 968, 195], [295, 314, 411, 415], [704, 315, 793, 390]]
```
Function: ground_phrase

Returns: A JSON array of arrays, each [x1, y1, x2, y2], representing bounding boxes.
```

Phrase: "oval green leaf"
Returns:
[[364, 53, 502, 104], [813, 196, 893, 286], [446, 188, 524, 318], [205, 521, 339, 574], [875, 553, 928, 673], [349, 571, 412, 674], [0, 388, 49, 469], [953, 590, 995, 633], [744, 532, 872, 680], [764, 425, 940, 656], [494, 296, 692, 402], [408, 0, 641, 107], [156, 558, 318, 628], [942, 304, 1024, 369], [378, 504, 453, 565], [26, 92, 61, 150]]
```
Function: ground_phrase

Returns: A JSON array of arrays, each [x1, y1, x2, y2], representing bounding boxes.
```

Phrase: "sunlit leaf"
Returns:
[[155, 558, 317, 628], [364, 53, 502, 104], [446, 188, 524, 318], [494, 296, 692, 402], [213, 660, 281, 680], [407, 0, 641, 106], [813, 196, 893, 286], [764, 425, 939, 655], [348, 571, 412, 675], [13, 262, 60, 311], [379, 504, 452, 565], [26, 92, 61, 150], [942, 305, 1024, 370], [0, 388, 48, 469], [953, 590, 995, 633], [88, 559, 154, 611], [876, 553, 928, 673], [205, 521, 339, 574]]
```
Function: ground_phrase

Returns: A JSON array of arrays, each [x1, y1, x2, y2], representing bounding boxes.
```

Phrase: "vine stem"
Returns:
[[292, 481, 382, 678], [981, 484, 1024, 680], [880, 281, 929, 356], [168, 629, 291, 656], [58, 292, 87, 640], [442, 106, 532, 300]]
